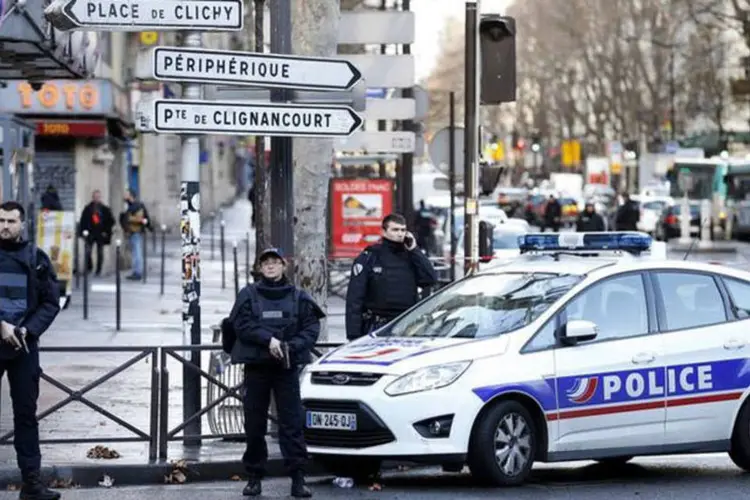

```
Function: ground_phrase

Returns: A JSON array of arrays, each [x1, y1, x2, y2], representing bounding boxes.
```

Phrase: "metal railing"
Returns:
[[0, 346, 160, 460], [0, 341, 342, 462]]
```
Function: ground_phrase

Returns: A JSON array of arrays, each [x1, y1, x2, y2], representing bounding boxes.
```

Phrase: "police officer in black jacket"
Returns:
[[345, 213, 437, 341], [615, 192, 640, 230], [575, 202, 606, 232], [225, 248, 324, 498], [0, 201, 61, 500]]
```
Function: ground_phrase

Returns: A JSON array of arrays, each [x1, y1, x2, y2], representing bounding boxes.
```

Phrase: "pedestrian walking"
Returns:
[[78, 190, 115, 276]]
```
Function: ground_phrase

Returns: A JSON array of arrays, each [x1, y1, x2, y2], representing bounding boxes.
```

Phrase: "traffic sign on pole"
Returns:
[[152, 99, 364, 137], [152, 47, 363, 91], [47, 0, 243, 31]]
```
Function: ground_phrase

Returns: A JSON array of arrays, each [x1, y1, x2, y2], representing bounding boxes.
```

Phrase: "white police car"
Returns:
[[300, 232, 750, 485]]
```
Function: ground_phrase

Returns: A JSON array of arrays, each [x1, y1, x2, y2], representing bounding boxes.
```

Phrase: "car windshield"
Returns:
[[378, 273, 583, 339], [493, 232, 523, 249]]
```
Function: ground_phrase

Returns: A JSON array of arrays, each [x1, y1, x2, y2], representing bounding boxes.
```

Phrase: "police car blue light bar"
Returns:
[[518, 232, 653, 254]]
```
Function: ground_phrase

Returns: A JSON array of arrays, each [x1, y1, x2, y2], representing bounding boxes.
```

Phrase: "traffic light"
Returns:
[[531, 132, 541, 153], [479, 15, 516, 105]]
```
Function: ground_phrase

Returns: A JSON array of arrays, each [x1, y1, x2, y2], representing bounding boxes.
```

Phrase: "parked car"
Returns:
[[654, 202, 700, 241]]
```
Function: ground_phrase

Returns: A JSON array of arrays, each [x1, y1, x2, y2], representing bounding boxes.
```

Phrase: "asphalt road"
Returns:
[[17, 454, 750, 499]]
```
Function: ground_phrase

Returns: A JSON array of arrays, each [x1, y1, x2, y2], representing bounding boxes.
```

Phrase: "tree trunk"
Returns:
[[254, 0, 271, 254], [291, 0, 339, 340]]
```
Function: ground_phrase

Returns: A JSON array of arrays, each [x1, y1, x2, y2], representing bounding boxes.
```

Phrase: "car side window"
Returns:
[[722, 277, 750, 319], [524, 318, 557, 351], [654, 272, 727, 331], [563, 274, 648, 342]]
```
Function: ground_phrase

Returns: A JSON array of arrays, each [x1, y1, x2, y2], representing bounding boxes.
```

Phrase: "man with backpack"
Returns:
[[0, 201, 62, 500], [221, 248, 325, 498]]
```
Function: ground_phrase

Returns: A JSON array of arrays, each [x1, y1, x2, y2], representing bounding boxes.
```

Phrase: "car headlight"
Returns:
[[384, 361, 472, 397]]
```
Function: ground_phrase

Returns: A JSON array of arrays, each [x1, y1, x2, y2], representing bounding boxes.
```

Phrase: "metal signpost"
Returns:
[[49, 0, 365, 449], [46, 0, 245, 448]]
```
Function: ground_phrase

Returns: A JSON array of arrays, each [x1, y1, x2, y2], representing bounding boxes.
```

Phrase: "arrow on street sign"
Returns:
[[152, 99, 364, 137], [152, 47, 363, 91], [47, 0, 243, 31]]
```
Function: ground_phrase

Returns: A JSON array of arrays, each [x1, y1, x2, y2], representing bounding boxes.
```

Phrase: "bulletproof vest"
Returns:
[[365, 244, 418, 315], [0, 246, 30, 324], [247, 285, 300, 340]]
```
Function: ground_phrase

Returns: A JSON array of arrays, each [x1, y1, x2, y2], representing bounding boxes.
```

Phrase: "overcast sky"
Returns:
[[411, 0, 510, 80]]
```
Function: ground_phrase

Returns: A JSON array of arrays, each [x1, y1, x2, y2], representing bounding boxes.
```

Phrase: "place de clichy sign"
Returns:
[[54, 0, 243, 30]]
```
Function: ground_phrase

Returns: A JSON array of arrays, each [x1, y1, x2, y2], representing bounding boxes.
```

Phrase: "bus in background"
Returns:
[[724, 160, 750, 240], [665, 157, 728, 235]]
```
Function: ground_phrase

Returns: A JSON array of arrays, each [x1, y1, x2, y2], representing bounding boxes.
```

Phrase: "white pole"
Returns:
[[180, 30, 203, 446]]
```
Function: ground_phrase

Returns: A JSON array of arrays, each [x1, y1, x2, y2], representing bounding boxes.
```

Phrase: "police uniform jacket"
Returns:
[[345, 239, 438, 340], [229, 277, 325, 366], [576, 211, 606, 232], [0, 239, 61, 360]]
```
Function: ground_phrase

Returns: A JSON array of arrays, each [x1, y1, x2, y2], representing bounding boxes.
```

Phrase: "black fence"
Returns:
[[0, 342, 343, 462]]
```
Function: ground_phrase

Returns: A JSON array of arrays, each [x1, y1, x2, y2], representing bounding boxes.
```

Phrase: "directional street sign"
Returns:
[[152, 99, 364, 137], [152, 47, 363, 91], [47, 0, 243, 31]]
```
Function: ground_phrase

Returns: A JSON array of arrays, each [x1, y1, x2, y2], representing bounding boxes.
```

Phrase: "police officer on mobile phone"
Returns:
[[0, 201, 61, 500], [221, 248, 325, 498], [345, 213, 438, 341]]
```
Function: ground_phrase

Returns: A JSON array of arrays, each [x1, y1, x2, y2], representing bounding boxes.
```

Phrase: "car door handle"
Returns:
[[724, 339, 746, 350], [632, 352, 655, 365]]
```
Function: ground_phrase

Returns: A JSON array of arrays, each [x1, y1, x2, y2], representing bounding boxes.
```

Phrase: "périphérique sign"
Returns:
[[152, 100, 364, 137], [57, 0, 243, 30], [152, 46, 363, 91]]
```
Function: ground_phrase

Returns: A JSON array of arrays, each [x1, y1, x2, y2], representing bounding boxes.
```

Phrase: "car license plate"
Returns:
[[306, 411, 357, 431]]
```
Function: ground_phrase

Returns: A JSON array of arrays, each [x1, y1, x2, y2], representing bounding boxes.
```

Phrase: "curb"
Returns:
[[0, 458, 416, 488], [0, 458, 327, 489]]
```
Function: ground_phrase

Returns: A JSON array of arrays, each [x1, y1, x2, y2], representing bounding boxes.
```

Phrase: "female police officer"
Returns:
[[224, 248, 325, 498]]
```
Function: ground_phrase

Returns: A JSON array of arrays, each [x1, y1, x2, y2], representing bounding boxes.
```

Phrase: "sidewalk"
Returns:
[[0, 198, 347, 488]]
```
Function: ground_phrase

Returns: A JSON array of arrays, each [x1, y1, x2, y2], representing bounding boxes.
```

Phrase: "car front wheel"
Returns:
[[468, 400, 536, 486]]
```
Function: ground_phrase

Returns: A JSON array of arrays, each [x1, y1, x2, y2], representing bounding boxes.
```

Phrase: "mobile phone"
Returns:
[[404, 235, 414, 247]]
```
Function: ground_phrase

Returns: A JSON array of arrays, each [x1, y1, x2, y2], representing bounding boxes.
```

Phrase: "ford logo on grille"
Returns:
[[331, 374, 351, 385]]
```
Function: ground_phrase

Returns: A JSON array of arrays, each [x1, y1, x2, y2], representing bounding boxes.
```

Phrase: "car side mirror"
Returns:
[[560, 319, 598, 345]]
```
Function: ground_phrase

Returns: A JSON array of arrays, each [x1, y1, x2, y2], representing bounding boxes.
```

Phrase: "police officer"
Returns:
[[576, 202, 606, 232], [345, 213, 438, 341], [615, 192, 640, 231], [224, 248, 325, 498], [0, 201, 61, 500]]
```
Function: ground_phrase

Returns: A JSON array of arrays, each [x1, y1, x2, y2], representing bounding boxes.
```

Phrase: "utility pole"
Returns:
[[180, 29, 203, 447], [463, 0, 480, 274], [270, 0, 295, 269], [401, 0, 414, 224], [254, 0, 270, 254], [378, 0, 388, 179]]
